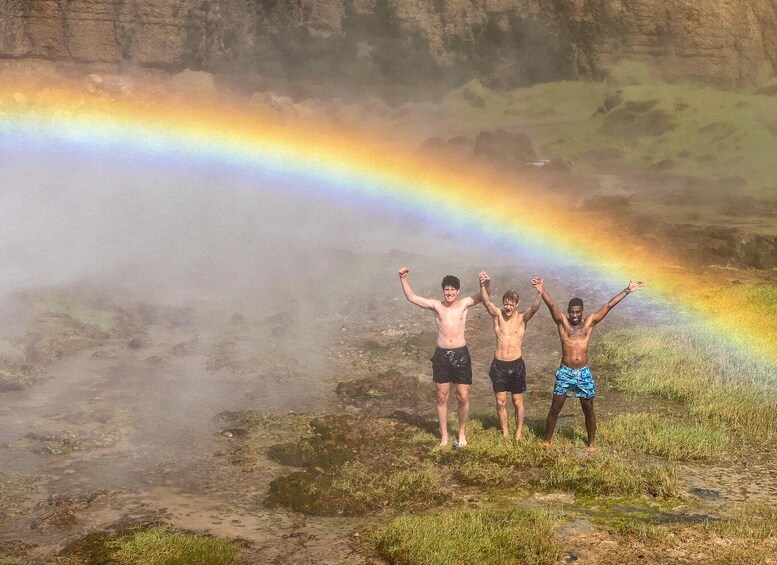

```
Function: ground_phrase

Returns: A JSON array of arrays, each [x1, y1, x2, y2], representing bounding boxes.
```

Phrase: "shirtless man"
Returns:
[[532, 277, 644, 452], [399, 267, 482, 448], [479, 271, 541, 440]]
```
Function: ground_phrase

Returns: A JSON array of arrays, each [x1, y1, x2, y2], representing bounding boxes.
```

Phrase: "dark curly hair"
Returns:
[[441, 275, 460, 290]]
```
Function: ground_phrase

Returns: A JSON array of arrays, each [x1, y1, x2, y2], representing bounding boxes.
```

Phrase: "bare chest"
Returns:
[[495, 317, 524, 337]]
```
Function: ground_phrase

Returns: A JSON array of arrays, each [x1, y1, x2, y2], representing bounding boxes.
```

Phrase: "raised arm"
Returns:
[[461, 289, 483, 309], [398, 267, 437, 310], [479, 271, 500, 317], [532, 277, 565, 325], [589, 280, 645, 325], [522, 288, 542, 323]]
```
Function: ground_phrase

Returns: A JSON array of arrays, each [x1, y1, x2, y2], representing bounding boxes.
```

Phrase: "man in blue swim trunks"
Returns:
[[399, 267, 482, 448], [532, 277, 644, 451]]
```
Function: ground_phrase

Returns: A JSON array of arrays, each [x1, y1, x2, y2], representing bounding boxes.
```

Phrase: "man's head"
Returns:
[[502, 289, 519, 315], [567, 297, 584, 326], [441, 275, 460, 303]]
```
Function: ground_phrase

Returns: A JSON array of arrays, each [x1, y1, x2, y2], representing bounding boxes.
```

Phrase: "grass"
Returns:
[[539, 451, 680, 498], [596, 503, 777, 564], [432, 419, 682, 500], [598, 325, 777, 443], [599, 413, 730, 461], [264, 413, 684, 517], [373, 507, 563, 565], [55, 525, 242, 565], [331, 461, 445, 512], [439, 62, 777, 206], [109, 526, 240, 565]]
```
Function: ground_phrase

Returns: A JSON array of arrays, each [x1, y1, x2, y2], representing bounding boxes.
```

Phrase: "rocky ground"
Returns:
[[0, 267, 774, 563]]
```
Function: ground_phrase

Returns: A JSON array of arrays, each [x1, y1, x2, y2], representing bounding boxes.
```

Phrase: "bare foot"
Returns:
[[453, 439, 468, 450], [586, 444, 598, 453], [542, 441, 552, 448], [514, 433, 522, 441]]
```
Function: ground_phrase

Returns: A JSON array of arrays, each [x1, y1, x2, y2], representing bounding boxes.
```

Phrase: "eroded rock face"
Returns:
[[2, 0, 774, 87], [668, 225, 777, 269]]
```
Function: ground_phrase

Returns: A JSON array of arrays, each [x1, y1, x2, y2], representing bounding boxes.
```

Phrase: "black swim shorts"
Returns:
[[430, 346, 472, 385], [488, 357, 526, 394]]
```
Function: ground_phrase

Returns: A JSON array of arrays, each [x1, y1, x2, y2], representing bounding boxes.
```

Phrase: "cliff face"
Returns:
[[1, 0, 776, 87]]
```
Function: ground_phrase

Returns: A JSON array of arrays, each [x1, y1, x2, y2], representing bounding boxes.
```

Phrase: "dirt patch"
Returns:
[[264, 414, 446, 516], [8, 429, 122, 456], [336, 370, 434, 414], [30, 490, 113, 531], [0, 290, 142, 390], [0, 473, 41, 526]]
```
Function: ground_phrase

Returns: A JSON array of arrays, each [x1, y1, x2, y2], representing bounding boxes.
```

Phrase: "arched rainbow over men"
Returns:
[[1, 85, 774, 365]]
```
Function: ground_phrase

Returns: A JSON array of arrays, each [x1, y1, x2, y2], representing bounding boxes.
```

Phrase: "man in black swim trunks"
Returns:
[[399, 267, 482, 448], [479, 272, 541, 440]]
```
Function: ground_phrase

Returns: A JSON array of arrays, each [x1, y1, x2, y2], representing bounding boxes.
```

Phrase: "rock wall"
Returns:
[[1, 0, 776, 87]]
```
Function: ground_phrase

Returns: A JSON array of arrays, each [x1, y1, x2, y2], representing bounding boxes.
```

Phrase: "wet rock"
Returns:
[[145, 354, 167, 364], [581, 194, 632, 211], [754, 82, 777, 96], [102, 75, 134, 95], [164, 306, 195, 327], [218, 428, 247, 439], [597, 91, 623, 114], [250, 92, 318, 121], [417, 135, 475, 160], [91, 349, 114, 359], [128, 335, 152, 349], [266, 442, 306, 467], [601, 102, 675, 137], [170, 69, 216, 98], [667, 225, 777, 269], [650, 158, 677, 171], [171, 338, 198, 356], [83, 73, 103, 95], [462, 86, 486, 108], [30, 491, 110, 530], [473, 130, 538, 164]]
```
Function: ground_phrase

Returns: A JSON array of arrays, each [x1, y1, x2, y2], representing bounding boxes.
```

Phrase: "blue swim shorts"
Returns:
[[553, 365, 595, 399]]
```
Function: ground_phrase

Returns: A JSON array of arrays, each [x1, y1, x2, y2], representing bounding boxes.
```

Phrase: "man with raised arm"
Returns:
[[398, 267, 482, 449], [531, 277, 645, 452], [479, 271, 541, 440]]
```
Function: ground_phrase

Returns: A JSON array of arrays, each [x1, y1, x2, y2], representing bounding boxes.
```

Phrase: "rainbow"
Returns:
[[1, 84, 774, 365]]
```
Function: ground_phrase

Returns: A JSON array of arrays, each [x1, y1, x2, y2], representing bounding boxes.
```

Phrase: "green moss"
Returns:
[[539, 451, 680, 498], [373, 507, 563, 565], [55, 524, 241, 565], [599, 413, 730, 461]]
